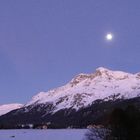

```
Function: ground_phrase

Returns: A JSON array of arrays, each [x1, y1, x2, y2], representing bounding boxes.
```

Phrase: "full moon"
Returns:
[[106, 33, 113, 40]]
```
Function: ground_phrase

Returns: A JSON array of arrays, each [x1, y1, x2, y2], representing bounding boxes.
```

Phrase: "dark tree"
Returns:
[[109, 105, 140, 140], [109, 108, 127, 139], [86, 105, 140, 140]]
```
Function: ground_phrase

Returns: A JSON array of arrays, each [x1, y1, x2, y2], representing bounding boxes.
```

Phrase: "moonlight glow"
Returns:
[[106, 33, 113, 40]]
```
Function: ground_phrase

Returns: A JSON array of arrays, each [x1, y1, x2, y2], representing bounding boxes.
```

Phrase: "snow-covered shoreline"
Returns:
[[0, 129, 87, 140]]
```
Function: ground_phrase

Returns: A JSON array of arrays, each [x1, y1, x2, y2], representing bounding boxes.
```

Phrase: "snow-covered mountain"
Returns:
[[1, 67, 140, 128], [25, 67, 140, 112], [0, 103, 23, 116]]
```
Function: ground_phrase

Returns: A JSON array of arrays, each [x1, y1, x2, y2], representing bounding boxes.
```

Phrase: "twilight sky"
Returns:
[[1, 0, 140, 104]]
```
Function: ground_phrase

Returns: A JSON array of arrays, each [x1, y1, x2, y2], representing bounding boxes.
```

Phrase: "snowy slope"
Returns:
[[0, 103, 23, 116], [25, 67, 140, 113]]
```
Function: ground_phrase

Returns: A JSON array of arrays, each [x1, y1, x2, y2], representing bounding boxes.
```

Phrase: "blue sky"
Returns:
[[0, 0, 140, 104]]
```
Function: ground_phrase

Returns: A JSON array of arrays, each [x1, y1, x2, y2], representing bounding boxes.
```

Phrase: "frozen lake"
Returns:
[[0, 129, 87, 140]]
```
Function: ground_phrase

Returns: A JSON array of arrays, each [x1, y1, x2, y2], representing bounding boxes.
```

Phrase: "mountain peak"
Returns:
[[70, 73, 89, 86], [70, 67, 111, 86], [95, 67, 111, 77], [96, 67, 110, 72], [95, 67, 133, 80]]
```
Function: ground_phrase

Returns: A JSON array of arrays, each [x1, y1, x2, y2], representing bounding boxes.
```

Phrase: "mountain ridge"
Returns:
[[0, 103, 23, 116], [25, 67, 140, 112]]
